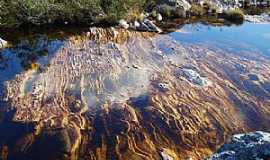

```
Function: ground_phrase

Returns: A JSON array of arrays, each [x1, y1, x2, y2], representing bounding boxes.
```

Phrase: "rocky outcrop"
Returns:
[[209, 131, 270, 160]]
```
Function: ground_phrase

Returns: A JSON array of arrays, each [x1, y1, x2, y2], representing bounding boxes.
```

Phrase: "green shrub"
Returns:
[[0, 0, 103, 26], [244, 6, 264, 15], [0, 0, 147, 28], [223, 9, 245, 24], [101, 0, 146, 22], [158, 5, 186, 18], [158, 5, 173, 18], [190, 4, 205, 16]]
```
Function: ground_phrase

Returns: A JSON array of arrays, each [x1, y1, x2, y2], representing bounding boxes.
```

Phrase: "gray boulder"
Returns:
[[209, 131, 270, 160], [182, 68, 209, 86]]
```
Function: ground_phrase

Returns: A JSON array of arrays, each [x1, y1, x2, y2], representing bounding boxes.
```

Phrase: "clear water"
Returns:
[[170, 22, 270, 58]]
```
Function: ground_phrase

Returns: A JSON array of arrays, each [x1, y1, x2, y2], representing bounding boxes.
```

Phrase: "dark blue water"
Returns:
[[170, 22, 270, 57]]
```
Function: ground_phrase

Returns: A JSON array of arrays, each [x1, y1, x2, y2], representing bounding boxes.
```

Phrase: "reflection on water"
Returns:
[[170, 22, 270, 58]]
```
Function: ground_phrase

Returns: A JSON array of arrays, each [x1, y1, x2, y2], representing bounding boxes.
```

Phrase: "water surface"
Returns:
[[171, 22, 270, 58]]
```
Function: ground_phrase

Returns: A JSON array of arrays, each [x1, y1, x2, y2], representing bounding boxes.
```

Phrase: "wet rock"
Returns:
[[136, 19, 162, 33], [209, 131, 270, 160], [0, 38, 8, 48], [158, 83, 170, 91]]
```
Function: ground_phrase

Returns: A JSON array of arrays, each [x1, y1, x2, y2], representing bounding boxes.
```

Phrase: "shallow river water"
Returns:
[[0, 21, 270, 160]]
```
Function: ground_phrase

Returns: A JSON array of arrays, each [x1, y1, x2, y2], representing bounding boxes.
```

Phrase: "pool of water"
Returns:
[[170, 22, 270, 58]]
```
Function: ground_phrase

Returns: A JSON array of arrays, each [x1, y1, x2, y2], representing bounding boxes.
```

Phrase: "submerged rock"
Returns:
[[182, 68, 209, 86], [158, 82, 170, 91], [209, 131, 270, 160]]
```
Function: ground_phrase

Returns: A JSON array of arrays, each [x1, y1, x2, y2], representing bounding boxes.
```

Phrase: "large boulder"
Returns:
[[209, 131, 270, 160]]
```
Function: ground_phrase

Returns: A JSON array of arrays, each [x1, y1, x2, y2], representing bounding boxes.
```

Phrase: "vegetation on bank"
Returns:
[[0, 0, 146, 27], [222, 9, 245, 24], [0, 0, 267, 29]]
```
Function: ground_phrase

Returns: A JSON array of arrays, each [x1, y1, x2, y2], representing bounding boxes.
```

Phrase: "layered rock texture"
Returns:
[[0, 28, 270, 160]]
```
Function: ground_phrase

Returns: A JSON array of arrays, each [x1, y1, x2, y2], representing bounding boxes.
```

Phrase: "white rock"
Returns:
[[0, 38, 8, 48], [138, 19, 162, 33], [134, 21, 140, 28], [119, 19, 129, 29], [157, 13, 163, 21], [158, 83, 170, 91], [182, 68, 209, 86]]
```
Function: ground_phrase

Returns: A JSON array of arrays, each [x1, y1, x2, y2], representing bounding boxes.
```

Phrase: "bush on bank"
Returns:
[[0, 0, 146, 28], [222, 9, 245, 24]]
